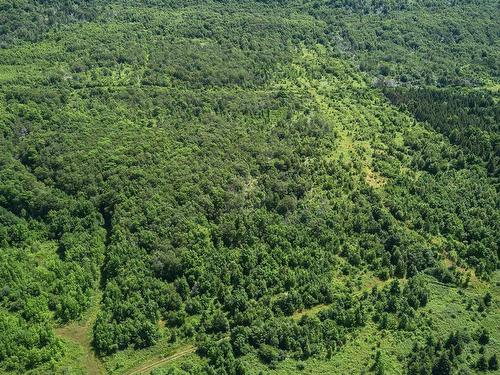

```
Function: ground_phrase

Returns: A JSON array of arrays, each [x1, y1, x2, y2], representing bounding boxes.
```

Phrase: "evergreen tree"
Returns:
[[488, 354, 498, 371], [432, 353, 452, 375]]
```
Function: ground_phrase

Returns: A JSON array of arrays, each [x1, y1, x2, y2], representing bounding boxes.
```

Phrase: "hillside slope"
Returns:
[[0, 1, 498, 374]]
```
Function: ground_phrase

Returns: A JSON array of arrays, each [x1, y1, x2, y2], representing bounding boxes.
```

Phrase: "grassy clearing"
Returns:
[[103, 339, 197, 374], [54, 291, 105, 375], [125, 345, 196, 375]]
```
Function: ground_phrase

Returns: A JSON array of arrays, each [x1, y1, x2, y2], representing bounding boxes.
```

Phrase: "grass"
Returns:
[[51, 287, 198, 375], [4, 31, 495, 375], [151, 270, 499, 375], [102, 336, 197, 374], [125, 346, 197, 375], [53, 291, 105, 375]]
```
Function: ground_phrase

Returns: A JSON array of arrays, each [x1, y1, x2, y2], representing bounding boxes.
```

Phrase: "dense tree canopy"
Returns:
[[0, 0, 498, 374]]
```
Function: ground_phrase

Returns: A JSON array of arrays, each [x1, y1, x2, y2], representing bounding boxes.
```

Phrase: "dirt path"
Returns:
[[54, 292, 105, 375], [125, 346, 196, 375]]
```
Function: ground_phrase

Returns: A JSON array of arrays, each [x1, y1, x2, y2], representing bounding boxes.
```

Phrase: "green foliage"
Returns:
[[385, 87, 499, 172], [407, 331, 466, 375], [0, 311, 62, 372], [489, 354, 498, 371], [0, 0, 498, 374], [310, 0, 499, 86]]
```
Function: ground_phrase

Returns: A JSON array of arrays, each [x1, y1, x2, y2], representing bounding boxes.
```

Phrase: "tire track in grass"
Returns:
[[125, 346, 196, 375]]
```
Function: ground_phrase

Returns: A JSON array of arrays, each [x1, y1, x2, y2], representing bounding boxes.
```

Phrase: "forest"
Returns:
[[0, 0, 498, 374]]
